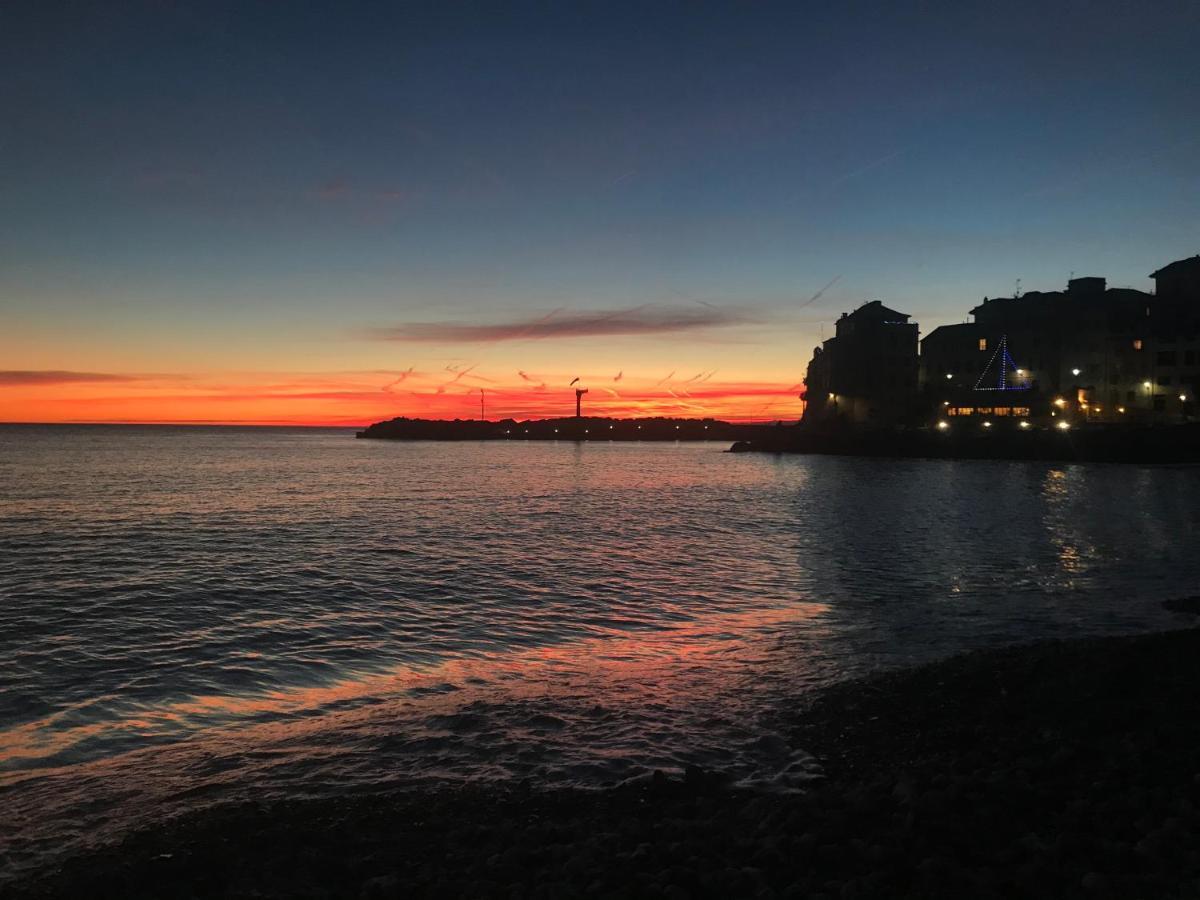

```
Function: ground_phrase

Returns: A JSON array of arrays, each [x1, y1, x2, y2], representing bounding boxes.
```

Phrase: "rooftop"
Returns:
[[1150, 255, 1200, 279], [843, 300, 911, 323]]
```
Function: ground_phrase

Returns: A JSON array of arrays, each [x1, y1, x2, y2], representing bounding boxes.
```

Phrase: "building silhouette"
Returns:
[[802, 301, 919, 425], [802, 254, 1199, 426]]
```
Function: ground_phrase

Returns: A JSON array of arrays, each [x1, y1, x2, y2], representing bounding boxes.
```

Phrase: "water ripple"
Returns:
[[1, 426, 1199, 875]]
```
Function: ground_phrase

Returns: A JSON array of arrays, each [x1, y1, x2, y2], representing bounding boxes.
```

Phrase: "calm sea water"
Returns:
[[2, 425, 1199, 870]]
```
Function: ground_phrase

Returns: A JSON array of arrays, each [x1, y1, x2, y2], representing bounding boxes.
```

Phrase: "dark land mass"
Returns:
[[731, 421, 1200, 464], [356, 416, 781, 442], [8, 622, 1200, 899]]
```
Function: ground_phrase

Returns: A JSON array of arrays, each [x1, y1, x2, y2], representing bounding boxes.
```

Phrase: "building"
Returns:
[[1147, 256, 1200, 419], [802, 301, 918, 425], [920, 276, 1161, 423], [801, 254, 1198, 428]]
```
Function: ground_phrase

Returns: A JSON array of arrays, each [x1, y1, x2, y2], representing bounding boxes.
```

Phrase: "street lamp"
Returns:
[[1071, 368, 1081, 376]]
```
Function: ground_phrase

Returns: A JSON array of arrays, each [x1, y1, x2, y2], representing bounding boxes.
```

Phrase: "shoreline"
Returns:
[[730, 421, 1200, 464], [7, 624, 1200, 898]]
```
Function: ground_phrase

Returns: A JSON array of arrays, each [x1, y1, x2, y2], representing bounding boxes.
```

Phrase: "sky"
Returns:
[[3, 0, 1198, 424]]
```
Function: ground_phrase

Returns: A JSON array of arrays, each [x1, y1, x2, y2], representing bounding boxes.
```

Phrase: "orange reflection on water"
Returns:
[[0, 599, 828, 779]]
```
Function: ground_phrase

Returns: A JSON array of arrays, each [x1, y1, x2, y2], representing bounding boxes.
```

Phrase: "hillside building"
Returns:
[[802, 301, 919, 425]]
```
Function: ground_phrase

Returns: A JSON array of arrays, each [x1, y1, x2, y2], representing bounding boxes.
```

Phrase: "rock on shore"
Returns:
[[7, 627, 1200, 899]]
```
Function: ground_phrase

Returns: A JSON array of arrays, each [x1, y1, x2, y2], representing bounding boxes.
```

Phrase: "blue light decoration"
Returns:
[[973, 334, 1029, 391]]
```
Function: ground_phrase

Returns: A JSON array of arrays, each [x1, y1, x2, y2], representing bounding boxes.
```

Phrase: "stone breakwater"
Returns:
[[7, 622, 1200, 899], [356, 415, 780, 442]]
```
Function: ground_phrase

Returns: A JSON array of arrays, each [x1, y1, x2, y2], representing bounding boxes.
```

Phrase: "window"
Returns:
[[978, 338, 988, 351], [1158, 375, 1173, 386], [1133, 339, 1143, 351], [1157, 351, 1177, 366], [1012, 408, 1031, 417]]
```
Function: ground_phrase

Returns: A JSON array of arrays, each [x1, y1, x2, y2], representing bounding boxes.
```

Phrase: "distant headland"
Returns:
[[356, 415, 779, 442]]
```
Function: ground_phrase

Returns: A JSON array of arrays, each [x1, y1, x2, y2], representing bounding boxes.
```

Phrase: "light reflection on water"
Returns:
[[1, 426, 1199, 869]]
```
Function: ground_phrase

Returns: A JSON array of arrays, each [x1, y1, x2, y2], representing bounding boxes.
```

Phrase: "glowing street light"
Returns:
[[1019, 421, 1031, 429], [1071, 368, 1081, 376], [1181, 394, 1189, 403], [982, 421, 993, 428], [945, 373, 954, 380], [1143, 381, 1153, 389], [1057, 421, 1071, 431], [937, 421, 949, 430]]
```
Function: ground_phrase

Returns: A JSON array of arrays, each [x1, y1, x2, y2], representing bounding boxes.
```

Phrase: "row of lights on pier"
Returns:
[[500, 423, 711, 438]]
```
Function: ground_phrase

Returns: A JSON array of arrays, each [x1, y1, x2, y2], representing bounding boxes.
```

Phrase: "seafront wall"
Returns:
[[729, 422, 1200, 464]]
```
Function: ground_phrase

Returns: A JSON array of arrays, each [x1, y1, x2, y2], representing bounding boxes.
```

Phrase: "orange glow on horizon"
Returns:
[[1, 371, 805, 425]]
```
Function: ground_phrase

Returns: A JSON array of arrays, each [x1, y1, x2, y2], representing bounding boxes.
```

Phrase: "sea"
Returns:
[[2, 424, 1199, 873]]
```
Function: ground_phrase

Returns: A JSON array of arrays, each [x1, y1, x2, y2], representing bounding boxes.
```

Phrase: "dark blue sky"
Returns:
[[3, 1, 1198, 409]]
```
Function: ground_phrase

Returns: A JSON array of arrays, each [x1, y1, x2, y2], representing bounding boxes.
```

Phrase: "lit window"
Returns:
[[1133, 339, 1144, 351], [978, 338, 988, 351]]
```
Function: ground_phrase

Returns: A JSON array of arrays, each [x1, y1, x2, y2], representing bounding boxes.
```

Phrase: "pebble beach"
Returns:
[[8, 622, 1200, 899]]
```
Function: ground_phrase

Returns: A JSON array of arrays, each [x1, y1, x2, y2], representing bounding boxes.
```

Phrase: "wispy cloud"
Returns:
[[799, 275, 842, 311], [364, 306, 755, 344], [314, 178, 350, 199], [381, 367, 418, 391], [0, 370, 144, 385], [825, 149, 905, 191]]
